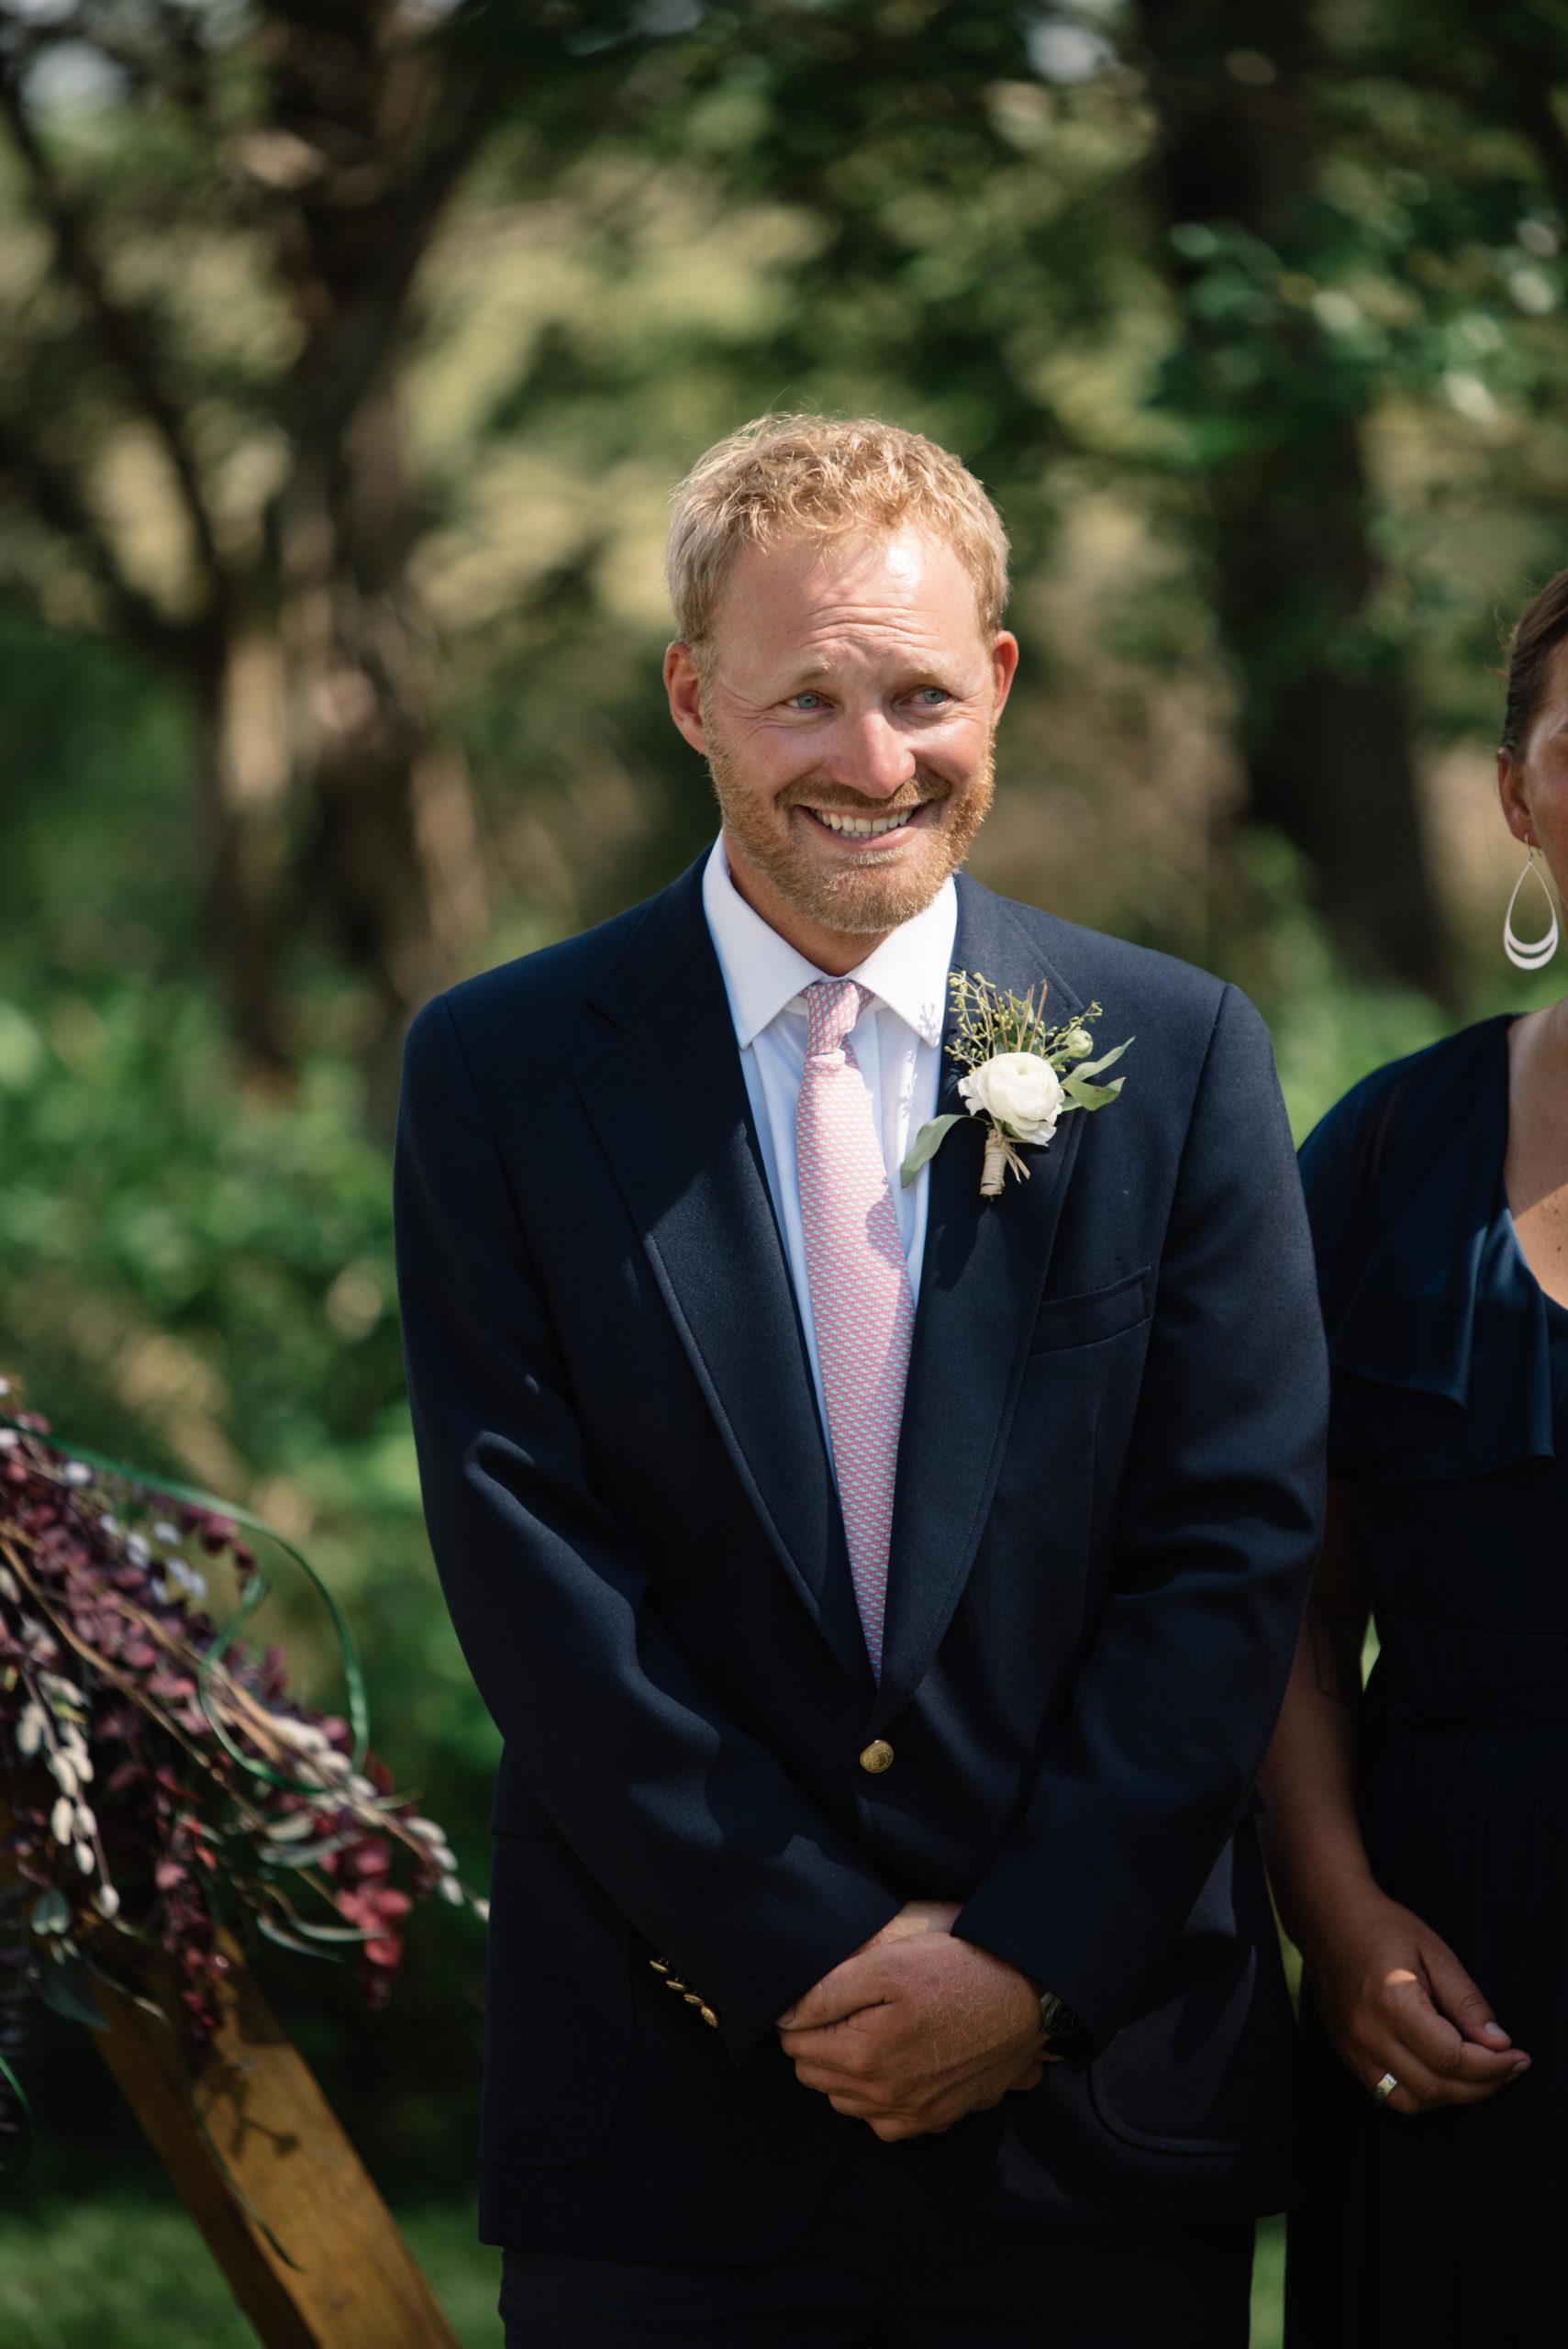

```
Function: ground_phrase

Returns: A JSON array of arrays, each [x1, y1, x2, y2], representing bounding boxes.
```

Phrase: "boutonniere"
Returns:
[[900, 971, 1132, 1199]]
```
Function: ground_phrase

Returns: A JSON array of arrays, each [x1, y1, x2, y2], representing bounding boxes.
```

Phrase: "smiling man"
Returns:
[[394, 415, 1329, 2347]]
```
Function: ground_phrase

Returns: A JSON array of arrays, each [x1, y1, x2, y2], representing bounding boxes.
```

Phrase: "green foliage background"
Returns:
[[0, 1, 1564, 2339]]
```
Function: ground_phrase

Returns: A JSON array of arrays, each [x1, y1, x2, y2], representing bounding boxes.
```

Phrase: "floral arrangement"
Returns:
[[901, 971, 1132, 1197], [0, 1377, 483, 2182]]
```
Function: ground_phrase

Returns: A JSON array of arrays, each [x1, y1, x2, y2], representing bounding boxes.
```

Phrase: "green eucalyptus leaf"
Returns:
[[36, 1953, 107, 2032], [256, 1912, 340, 1961], [28, 1887, 70, 1936], [1062, 1073, 1126, 1111], [275, 1918, 376, 1943], [79, 1953, 169, 2022], [1073, 1036, 1133, 1082], [260, 1807, 334, 1842], [259, 1834, 355, 1870], [899, 1112, 965, 1186]]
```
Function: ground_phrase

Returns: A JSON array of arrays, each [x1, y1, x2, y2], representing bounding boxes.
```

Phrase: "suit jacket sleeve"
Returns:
[[951, 984, 1327, 2048], [394, 995, 900, 2065]]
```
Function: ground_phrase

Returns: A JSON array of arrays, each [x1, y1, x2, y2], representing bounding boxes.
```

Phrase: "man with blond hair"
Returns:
[[395, 414, 1327, 2344]]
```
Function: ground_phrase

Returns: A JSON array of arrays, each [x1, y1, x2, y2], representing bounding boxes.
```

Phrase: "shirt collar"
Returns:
[[701, 834, 956, 1051]]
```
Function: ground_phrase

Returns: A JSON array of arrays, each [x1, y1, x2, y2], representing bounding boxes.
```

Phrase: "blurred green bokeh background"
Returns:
[[0, 0, 1563, 2339]]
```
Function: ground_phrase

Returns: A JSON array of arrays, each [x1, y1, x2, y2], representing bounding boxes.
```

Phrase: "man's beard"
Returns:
[[706, 734, 995, 939]]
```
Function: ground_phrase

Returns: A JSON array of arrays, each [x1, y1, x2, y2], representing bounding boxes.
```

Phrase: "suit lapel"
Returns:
[[872, 874, 1087, 1731], [575, 862, 872, 1696]]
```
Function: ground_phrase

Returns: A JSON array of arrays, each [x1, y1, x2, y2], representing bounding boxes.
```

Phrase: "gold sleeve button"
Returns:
[[699, 2004, 719, 2029], [858, 1739, 895, 1775]]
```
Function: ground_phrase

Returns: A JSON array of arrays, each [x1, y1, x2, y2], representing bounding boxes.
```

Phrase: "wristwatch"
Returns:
[[1037, 1987, 1093, 2068]]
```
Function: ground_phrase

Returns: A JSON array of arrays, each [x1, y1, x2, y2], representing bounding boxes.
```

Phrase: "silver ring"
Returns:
[[1373, 2071, 1399, 2102]]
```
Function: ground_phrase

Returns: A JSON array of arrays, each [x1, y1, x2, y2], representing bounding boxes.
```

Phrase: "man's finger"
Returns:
[[776, 1956, 887, 2032], [779, 2009, 895, 2066], [792, 2056, 880, 2096]]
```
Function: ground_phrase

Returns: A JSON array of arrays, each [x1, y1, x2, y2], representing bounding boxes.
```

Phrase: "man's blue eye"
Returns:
[[790, 693, 825, 710], [916, 687, 950, 706]]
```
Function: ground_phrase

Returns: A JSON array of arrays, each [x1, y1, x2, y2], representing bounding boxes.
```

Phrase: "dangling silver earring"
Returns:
[[1504, 846, 1560, 970]]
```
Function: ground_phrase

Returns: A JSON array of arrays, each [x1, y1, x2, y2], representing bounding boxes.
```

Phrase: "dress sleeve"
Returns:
[[1293, 1025, 1548, 1483]]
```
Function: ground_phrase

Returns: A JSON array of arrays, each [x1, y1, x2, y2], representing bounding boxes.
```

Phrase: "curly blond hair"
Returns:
[[665, 412, 1010, 655]]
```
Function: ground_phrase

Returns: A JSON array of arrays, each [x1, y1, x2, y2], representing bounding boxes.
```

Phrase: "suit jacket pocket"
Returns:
[[1029, 1264, 1153, 1353], [481, 1831, 634, 2168]]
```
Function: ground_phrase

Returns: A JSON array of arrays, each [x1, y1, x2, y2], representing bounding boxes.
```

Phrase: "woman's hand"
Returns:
[[1304, 1886, 1531, 2116]]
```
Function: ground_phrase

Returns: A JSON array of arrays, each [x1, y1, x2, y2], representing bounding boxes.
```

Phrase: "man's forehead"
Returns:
[[781, 626, 963, 676], [715, 528, 987, 658], [728, 521, 961, 596]]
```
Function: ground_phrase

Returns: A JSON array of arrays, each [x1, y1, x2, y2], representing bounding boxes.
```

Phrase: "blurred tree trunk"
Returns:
[[1135, 0, 1452, 997], [279, 376, 486, 1132], [0, 0, 501, 1130], [256, 2, 493, 1127]]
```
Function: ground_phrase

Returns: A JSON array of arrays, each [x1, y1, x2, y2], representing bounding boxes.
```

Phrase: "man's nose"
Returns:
[[821, 711, 917, 799]]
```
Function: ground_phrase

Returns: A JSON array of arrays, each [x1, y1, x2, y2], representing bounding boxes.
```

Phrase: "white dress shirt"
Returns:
[[701, 835, 957, 1454]]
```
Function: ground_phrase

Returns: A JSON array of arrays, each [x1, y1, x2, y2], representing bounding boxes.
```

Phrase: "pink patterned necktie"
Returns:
[[795, 979, 917, 1681]]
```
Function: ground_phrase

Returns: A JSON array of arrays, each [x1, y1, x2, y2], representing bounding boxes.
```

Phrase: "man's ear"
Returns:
[[991, 630, 1020, 722], [664, 640, 707, 755]]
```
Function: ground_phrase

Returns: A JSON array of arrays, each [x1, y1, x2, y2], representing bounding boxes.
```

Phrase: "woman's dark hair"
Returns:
[[1502, 567, 1568, 757]]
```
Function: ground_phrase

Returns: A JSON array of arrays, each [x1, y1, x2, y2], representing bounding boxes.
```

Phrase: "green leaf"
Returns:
[[1062, 1073, 1126, 1110], [261, 1808, 331, 1842], [273, 1918, 375, 1943], [256, 1912, 340, 1961], [1073, 1036, 1133, 1082], [79, 1952, 169, 2022], [28, 1887, 70, 1936], [258, 1834, 355, 1870], [899, 1112, 965, 1186], [36, 1954, 107, 2032]]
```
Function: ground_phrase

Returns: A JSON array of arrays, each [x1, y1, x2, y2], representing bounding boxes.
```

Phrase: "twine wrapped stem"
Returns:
[[979, 1127, 1029, 1197]]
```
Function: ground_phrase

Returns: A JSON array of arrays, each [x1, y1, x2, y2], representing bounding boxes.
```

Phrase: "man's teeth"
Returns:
[[810, 807, 912, 838]]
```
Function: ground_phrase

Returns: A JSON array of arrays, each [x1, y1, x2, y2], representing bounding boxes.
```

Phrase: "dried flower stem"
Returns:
[[979, 1130, 1029, 1196]]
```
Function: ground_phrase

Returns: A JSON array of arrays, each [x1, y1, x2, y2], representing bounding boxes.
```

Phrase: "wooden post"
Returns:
[[83, 1929, 465, 2347]]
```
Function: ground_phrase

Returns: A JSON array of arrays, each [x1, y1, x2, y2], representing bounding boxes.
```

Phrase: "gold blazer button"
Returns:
[[858, 1740, 895, 1775], [698, 2004, 720, 2029]]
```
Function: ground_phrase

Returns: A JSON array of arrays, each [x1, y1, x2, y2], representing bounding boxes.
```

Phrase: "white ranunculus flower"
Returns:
[[959, 1051, 1064, 1146]]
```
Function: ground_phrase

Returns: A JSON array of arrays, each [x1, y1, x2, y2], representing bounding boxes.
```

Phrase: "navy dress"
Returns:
[[1287, 1015, 1568, 2346]]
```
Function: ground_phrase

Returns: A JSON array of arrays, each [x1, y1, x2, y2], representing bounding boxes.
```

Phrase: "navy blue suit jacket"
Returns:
[[393, 856, 1328, 2257]]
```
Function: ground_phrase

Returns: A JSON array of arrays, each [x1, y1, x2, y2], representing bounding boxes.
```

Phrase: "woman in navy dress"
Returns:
[[1261, 569, 1568, 2346]]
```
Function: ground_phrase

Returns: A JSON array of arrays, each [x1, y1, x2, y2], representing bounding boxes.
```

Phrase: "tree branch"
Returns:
[[297, 63, 513, 451], [0, 47, 227, 610], [0, 414, 206, 667]]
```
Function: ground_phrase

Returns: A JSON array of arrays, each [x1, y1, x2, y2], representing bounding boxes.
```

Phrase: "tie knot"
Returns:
[[804, 978, 868, 1059]]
